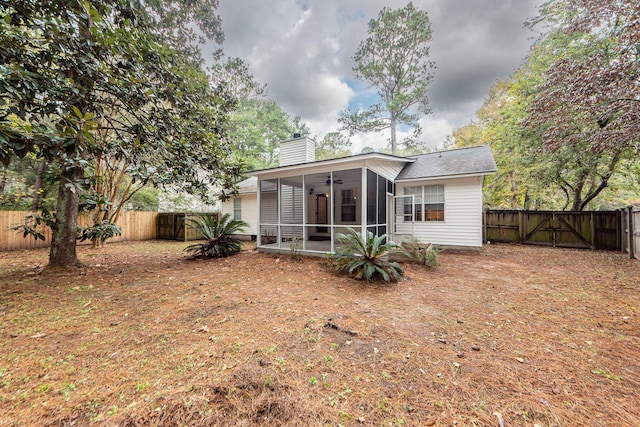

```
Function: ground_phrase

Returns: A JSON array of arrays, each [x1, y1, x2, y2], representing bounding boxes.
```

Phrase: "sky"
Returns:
[[213, 0, 543, 153]]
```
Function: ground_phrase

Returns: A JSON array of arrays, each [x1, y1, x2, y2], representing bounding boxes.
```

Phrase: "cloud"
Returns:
[[216, 0, 542, 150]]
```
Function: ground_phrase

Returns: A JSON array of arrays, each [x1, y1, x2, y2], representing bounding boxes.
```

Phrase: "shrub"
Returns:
[[184, 213, 248, 258], [78, 220, 122, 246], [330, 228, 403, 282], [400, 238, 440, 268]]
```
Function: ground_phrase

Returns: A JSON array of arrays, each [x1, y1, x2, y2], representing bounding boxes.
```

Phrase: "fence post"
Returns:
[[617, 209, 622, 253], [518, 211, 523, 243], [590, 211, 596, 250], [629, 206, 635, 260]]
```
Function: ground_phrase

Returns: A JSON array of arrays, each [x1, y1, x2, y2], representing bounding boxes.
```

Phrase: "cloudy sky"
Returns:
[[213, 0, 543, 152]]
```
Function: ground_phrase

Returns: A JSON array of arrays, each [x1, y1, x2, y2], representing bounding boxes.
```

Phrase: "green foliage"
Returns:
[[10, 210, 55, 241], [315, 132, 351, 161], [184, 213, 248, 258], [329, 228, 403, 283], [0, 0, 242, 265], [453, 32, 639, 211], [340, 3, 434, 155], [10, 210, 121, 245], [400, 238, 440, 269], [125, 188, 159, 211], [77, 220, 121, 244], [210, 57, 311, 171], [228, 99, 310, 170]]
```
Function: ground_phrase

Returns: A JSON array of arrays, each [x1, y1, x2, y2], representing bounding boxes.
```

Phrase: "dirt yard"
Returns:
[[0, 241, 638, 426]]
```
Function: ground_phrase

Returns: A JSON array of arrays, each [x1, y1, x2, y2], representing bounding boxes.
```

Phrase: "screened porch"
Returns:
[[257, 168, 393, 255]]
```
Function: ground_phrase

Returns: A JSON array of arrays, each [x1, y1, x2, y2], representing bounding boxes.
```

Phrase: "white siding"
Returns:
[[394, 176, 484, 248], [221, 194, 258, 236], [366, 159, 406, 182], [280, 137, 315, 166]]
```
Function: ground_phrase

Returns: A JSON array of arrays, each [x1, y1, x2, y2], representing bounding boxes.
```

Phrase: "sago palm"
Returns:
[[184, 213, 248, 258], [332, 228, 403, 282]]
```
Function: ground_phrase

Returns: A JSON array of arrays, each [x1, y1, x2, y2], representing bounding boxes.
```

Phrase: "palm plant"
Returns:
[[331, 228, 403, 282], [184, 213, 248, 258]]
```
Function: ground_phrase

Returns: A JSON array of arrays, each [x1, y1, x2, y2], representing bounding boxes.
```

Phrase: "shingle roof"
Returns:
[[236, 176, 258, 194], [395, 145, 497, 181]]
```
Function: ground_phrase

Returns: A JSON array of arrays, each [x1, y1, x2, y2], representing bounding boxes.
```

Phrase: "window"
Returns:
[[341, 188, 356, 222], [233, 198, 241, 220], [423, 185, 444, 221], [403, 185, 444, 222], [403, 186, 422, 221]]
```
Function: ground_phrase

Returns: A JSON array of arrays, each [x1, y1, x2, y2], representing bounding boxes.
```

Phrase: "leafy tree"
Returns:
[[455, 27, 637, 211], [210, 57, 311, 170], [526, 0, 640, 154], [315, 132, 351, 160], [0, 0, 242, 267], [229, 99, 310, 170], [210, 56, 266, 102], [340, 3, 435, 155]]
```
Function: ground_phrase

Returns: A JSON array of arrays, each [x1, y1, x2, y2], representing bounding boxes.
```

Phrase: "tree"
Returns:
[[340, 3, 435, 155], [0, 0, 242, 267], [315, 132, 351, 160], [526, 0, 640, 154], [209, 57, 311, 170], [455, 35, 636, 211]]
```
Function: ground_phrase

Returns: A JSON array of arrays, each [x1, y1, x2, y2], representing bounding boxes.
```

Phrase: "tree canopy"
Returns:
[[0, 0, 242, 266], [453, 0, 639, 211], [339, 2, 435, 155], [526, 0, 640, 154]]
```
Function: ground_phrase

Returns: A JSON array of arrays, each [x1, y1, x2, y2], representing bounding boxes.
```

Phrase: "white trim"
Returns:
[[396, 171, 494, 183], [252, 153, 413, 178]]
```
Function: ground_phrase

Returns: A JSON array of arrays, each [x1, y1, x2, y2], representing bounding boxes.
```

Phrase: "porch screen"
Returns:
[[366, 169, 388, 236]]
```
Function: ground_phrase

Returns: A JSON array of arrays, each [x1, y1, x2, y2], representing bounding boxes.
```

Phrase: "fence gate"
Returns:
[[521, 212, 594, 248], [485, 210, 622, 251]]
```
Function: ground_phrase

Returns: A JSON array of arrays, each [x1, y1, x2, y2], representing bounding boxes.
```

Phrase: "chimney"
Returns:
[[279, 135, 315, 166]]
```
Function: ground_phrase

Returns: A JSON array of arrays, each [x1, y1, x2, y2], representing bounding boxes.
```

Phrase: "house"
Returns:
[[222, 135, 497, 254]]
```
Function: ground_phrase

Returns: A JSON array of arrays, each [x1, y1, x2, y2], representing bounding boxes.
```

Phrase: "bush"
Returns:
[[184, 213, 247, 258], [400, 238, 440, 268], [330, 228, 403, 282], [78, 220, 122, 245]]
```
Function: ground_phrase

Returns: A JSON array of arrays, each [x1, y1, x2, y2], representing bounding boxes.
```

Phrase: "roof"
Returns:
[[235, 176, 258, 194], [395, 145, 497, 181], [233, 145, 497, 190], [249, 151, 412, 177]]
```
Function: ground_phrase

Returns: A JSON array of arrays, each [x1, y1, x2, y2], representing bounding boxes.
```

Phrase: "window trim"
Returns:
[[403, 184, 445, 222]]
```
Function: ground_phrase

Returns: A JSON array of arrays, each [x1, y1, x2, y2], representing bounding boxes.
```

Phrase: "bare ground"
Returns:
[[0, 241, 638, 426]]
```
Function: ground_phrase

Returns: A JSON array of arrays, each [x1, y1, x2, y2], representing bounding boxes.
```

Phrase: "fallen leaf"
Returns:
[[515, 357, 524, 363], [29, 333, 46, 339]]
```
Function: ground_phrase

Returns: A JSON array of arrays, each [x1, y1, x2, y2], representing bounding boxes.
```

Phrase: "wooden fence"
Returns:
[[0, 211, 158, 251], [621, 206, 640, 260], [484, 210, 622, 251]]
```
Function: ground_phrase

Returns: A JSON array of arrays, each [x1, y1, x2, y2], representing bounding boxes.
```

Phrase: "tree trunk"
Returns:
[[509, 171, 518, 209], [0, 167, 7, 195], [390, 114, 397, 155], [48, 167, 81, 267]]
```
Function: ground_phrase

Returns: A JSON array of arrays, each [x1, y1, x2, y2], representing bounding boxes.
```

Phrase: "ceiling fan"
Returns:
[[325, 176, 343, 186]]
